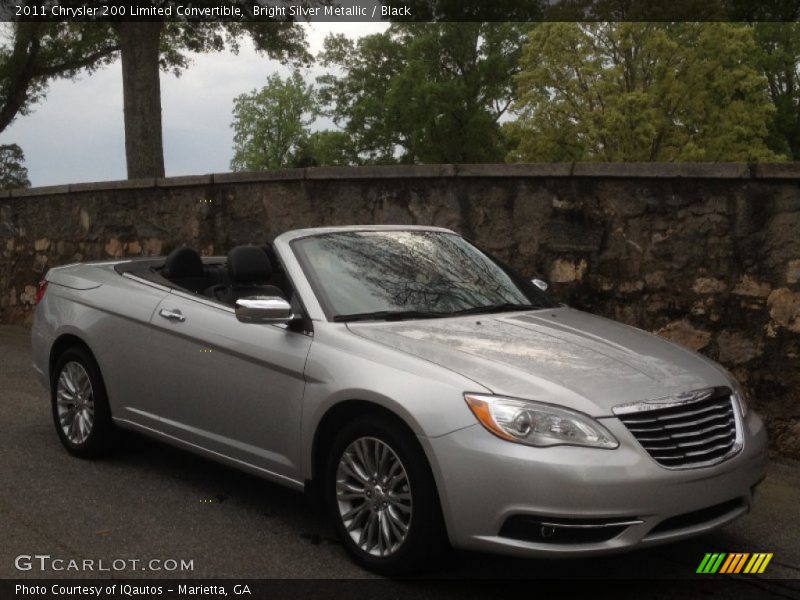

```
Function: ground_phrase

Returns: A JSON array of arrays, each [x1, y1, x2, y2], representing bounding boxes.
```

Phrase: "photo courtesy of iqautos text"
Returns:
[[0, 0, 798, 598]]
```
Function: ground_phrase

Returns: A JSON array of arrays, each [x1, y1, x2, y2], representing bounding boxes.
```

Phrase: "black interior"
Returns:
[[116, 244, 293, 307], [163, 247, 207, 293], [205, 246, 285, 305]]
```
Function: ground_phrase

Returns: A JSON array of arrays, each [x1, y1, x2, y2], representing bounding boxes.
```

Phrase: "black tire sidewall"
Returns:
[[324, 414, 446, 575], [51, 347, 113, 458]]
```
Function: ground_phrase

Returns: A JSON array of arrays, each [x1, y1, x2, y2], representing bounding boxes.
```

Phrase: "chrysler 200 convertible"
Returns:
[[31, 225, 768, 573]]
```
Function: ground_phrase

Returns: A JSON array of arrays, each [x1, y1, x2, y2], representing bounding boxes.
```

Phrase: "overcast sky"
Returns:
[[0, 22, 389, 187]]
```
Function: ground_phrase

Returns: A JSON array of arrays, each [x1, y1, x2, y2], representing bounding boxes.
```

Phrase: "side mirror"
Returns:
[[235, 296, 294, 324], [531, 278, 549, 292]]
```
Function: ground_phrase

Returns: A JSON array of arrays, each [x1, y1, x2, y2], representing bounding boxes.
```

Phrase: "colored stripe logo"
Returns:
[[697, 552, 773, 574]]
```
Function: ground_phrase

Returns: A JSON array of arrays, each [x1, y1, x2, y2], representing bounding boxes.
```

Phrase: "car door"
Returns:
[[79, 272, 170, 432], [146, 290, 312, 483]]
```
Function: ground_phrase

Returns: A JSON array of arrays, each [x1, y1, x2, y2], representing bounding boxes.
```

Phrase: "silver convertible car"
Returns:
[[32, 225, 767, 573]]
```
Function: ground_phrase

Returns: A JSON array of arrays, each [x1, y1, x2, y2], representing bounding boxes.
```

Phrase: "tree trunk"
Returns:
[[114, 23, 165, 179], [0, 24, 42, 134]]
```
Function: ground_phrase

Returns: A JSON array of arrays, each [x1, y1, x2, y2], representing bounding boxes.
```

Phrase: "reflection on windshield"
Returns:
[[293, 231, 556, 321]]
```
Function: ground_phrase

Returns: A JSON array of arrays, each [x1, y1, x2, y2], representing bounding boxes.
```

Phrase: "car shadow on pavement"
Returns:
[[108, 429, 797, 585]]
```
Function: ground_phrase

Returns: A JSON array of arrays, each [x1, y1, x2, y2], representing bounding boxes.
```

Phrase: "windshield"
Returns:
[[292, 230, 557, 321]]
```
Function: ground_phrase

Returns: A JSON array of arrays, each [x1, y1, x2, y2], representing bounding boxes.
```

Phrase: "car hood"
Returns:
[[346, 307, 729, 417]]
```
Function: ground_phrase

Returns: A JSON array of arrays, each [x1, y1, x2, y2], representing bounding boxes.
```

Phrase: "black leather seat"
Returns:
[[210, 246, 284, 305], [163, 247, 207, 293]]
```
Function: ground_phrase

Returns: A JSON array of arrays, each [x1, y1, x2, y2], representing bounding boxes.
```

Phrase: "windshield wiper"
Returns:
[[333, 310, 447, 323], [451, 303, 539, 316], [334, 303, 540, 322]]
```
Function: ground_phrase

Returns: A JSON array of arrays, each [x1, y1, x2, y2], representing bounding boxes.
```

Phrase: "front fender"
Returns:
[[299, 322, 488, 480]]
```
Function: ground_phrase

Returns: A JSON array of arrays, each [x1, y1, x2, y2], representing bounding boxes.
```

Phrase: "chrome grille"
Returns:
[[615, 388, 740, 469]]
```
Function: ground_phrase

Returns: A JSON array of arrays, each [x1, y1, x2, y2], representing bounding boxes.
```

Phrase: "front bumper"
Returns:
[[422, 411, 768, 557]]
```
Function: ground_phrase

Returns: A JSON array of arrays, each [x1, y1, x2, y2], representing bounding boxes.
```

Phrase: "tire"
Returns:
[[51, 346, 114, 458], [324, 413, 448, 575]]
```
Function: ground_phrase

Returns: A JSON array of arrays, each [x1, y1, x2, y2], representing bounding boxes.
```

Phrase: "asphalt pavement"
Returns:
[[1, 325, 798, 595]]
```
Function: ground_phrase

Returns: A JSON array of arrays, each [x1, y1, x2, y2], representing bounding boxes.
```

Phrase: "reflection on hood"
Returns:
[[348, 307, 727, 416]]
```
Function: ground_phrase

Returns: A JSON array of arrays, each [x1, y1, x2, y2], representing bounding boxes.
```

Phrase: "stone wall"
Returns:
[[1, 163, 799, 458]]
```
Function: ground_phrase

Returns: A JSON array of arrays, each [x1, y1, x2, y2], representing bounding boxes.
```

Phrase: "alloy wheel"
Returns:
[[55, 361, 95, 445], [335, 436, 413, 557]]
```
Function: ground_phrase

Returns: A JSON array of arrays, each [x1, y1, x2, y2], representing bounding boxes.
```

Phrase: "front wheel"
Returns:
[[324, 414, 448, 575]]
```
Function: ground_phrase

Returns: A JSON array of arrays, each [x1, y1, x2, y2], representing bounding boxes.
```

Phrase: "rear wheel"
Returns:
[[51, 346, 114, 458], [324, 414, 448, 575]]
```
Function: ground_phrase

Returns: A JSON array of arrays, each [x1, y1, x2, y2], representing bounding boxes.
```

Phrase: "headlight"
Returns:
[[464, 393, 618, 449]]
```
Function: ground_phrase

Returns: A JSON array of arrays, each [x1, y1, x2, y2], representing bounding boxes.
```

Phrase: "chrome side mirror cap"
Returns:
[[235, 296, 294, 324], [531, 278, 549, 292]]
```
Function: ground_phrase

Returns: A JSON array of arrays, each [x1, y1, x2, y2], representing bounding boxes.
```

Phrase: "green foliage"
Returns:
[[291, 131, 361, 168], [157, 19, 311, 76], [751, 23, 800, 159], [0, 143, 30, 189], [544, 0, 727, 21], [316, 32, 402, 164], [507, 22, 784, 162], [317, 23, 527, 164], [230, 71, 316, 171], [0, 22, 119, 132]]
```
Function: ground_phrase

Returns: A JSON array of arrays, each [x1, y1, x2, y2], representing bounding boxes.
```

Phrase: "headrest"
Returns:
[[164, 247, 203, 278], [228, 245, 272, 284]]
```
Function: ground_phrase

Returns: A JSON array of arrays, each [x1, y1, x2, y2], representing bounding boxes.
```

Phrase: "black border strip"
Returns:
[[3, 0, 800, 23]]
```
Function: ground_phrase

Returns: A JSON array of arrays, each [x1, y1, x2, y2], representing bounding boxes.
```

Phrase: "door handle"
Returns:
[[159, 308, 186, 322]]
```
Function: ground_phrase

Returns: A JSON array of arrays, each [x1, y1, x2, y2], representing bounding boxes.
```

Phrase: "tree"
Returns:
[[112, 17, 311, 178], [507, 22, 784, 162], [543, 0, 727, 21], [0, 21, 118, 133], [317, 22, 528, 164], [0, 143, 30, 189], [1, 2, 312, 178], [290, 131, 361, 168], [751, 24, 800, 159], [723, 4, 800, 159], [230, 71, 316, 171]]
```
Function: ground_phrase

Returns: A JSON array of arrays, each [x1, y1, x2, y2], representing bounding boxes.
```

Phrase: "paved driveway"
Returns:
[[0, 325, 797, 594]]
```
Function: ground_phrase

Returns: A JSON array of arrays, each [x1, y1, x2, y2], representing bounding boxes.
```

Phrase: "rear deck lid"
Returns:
[[45, 262, 112, 290]]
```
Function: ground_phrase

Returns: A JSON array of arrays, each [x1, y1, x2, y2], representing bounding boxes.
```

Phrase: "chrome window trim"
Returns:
[[122, 272, 172, 293]]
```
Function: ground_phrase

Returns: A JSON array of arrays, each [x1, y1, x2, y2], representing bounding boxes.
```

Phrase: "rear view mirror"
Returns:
[[235, 296, 293, 324], [531, 278, 549, 292]]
